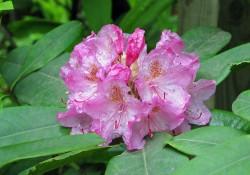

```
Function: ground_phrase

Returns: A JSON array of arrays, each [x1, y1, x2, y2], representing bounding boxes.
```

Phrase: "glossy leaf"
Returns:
[[232, 90, 250, 121], [0, 1, 14, 11], [0, 46, 30, 88], [20, 147, 108, 175], [182, 26, 231, 62], [14, 53, 69, 107], [167, 126, 245, 156], [0, 134, 104, 168], [83, 0, 112, 32], [119, 0, 173, 32], [11, 21, 83, 90], [0, 106, 67, 148], [210, 109, 250, 133], [105, 133, 189, 175], [197, 43, 250, 85], [173, 135, 250, 175]]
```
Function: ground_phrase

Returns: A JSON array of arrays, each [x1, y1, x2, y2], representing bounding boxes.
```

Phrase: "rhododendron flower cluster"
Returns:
[[57, 24, 216, 150]]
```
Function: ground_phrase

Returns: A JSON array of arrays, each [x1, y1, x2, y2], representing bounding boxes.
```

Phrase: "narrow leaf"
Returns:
[[210, 109, 250, 133], [119, 0, 173, 32], [14, 53, 69, 107], [197, 43, 250, 85], [19, 147, 108, 175], [83, 0, 112, 32], [173, 135, 250, 175], [0, 134, 104, 168], [182, 26, 231, 62], [105, 133, 189, 175], [0, 46, 31, 88], [167, 126, 245, 156], [11, 21, 83, 90]]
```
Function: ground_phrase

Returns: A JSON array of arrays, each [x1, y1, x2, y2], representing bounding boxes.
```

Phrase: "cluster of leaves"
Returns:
[[0, 0, 250, 174]]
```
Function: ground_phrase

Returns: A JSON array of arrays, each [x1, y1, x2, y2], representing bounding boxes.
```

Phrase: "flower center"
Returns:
[[109, 85, 124, 102], [150, 60, 164, 78], [84, 64, 99, 82], [152, 106, 160, 113]]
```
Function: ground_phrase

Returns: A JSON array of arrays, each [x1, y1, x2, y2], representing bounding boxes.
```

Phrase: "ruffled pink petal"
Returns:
[[173, 119, 191, 135], [126, 28, 145, 67], [57, 104, 92, 132], [126, 99, 184, 150], [185, 80, 216, 125], [98, 24, 124, 55], [107, 63, 131, 83], [156, 30, 184, 54]]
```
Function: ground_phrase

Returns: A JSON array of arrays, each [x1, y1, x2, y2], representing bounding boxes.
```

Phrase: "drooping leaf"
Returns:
[[119, 0, 173, 33], [210, 109, 250, 133], [232, 90, 250, 121], [0, 1, 14, 11], [167, 126, 245, 156], [0, 134, 104, 168], [105, 133, 189, 175], [11, 21, 83, 90], [182, 26, 231, 62], [0, 46, 31, 88], [83, 0, 112, 32], [14, 53, 69, 107], [173, 135, 250, 175], [197, 43, 250, 85], [0, 106, 67, 148], [19, 147, 108, 175]]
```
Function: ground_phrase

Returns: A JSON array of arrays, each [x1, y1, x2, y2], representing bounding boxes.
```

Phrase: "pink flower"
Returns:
[[57, 25, 216, 150]]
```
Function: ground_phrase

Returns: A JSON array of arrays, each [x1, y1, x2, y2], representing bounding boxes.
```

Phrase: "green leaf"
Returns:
[[210, 109, 250, 133], [119, 0, 173, 33], [19, 147, 108, 175], [173, 135, 250, 175], [7, 18, 59, 47], [0, 46, 31, 88], [197, 43, 250, 85], [0, 1, 14, 11], [0, 106, 68, 148], [14, 53, 69, 107], [232, 90, 250, 121], [105, 133, 189, 175], [167, 126, 245, 156], [11, 21, 83, 90], [182, 26, 231, 62], [83, 0, 112, 32], [0, 134, 104, 168]]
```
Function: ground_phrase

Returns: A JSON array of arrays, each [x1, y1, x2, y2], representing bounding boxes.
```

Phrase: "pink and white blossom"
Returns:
[[57, 25, 216, 150]]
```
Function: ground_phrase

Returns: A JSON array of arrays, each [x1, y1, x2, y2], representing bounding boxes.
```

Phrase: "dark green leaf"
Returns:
[[14, 53, 69, 107], [173, 135, 250, 175], [11, 21, 83, 90], [232, 90, 250, 121], [197, 43, 250, 85], [210, 109, 250, 133], [83, 0, 112, 32], [0, 106, 67, 148], [0, 134, 104, 168], [182, 26, 231, 62], [1, 46, 30, 88], [19, 147, 108, 175], [119, 0, 173, 32], [105, 133, 189, 175], [167, 126, 245, 156]]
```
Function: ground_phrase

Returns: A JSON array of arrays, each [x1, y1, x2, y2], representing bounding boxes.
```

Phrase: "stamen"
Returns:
[[164, 92, 166, 100], [81, 128, 84, 133], [115, 105, 124, 129], [61, 98, 67, 105], [148, 115, 153, 138]]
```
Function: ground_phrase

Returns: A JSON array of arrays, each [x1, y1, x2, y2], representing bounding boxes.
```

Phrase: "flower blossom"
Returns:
[[57, 24, 216, 150]]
